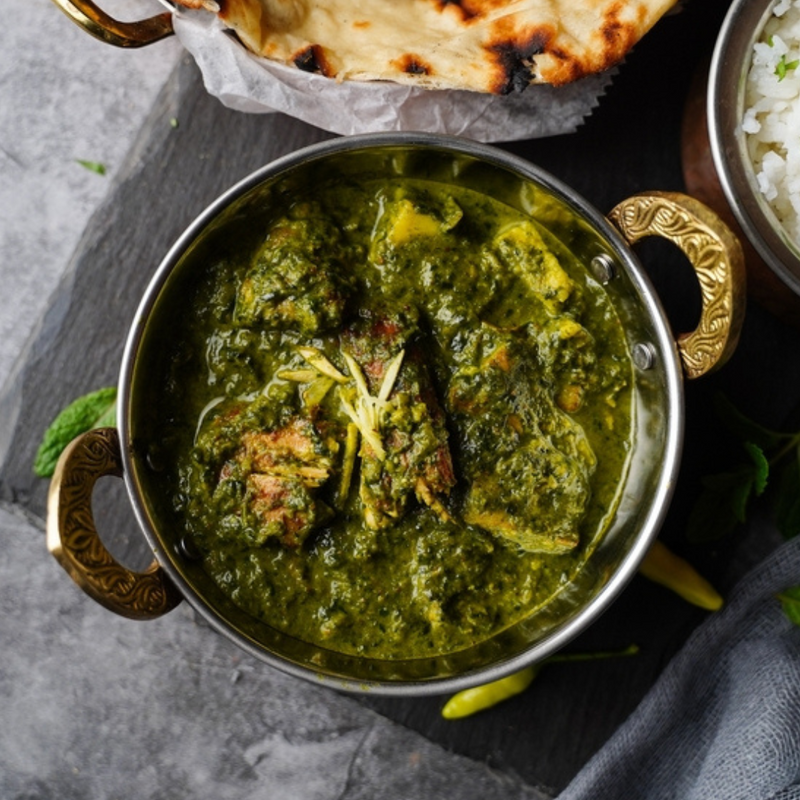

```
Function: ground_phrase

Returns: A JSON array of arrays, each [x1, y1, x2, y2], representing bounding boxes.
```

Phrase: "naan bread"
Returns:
[[176, 0, 677, 93]]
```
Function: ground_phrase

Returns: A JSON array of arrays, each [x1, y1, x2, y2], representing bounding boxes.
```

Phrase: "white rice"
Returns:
[[743, 0, 800, 245]]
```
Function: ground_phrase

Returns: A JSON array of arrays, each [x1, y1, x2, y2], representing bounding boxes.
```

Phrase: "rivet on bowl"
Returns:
[[633, 342, 657, 370], [590, 253, 617, 284]]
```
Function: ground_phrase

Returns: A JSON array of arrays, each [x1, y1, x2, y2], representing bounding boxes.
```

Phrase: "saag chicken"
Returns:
[[447, 323, 597, 554], [159, 178, 633, 658], [339, 309, 456, 530]]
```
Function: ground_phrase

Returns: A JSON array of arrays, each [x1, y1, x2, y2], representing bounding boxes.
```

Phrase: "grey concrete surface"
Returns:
[[0, 505, 545, 799], [0, 3, 549, 797], [0, 0, 181, 391]]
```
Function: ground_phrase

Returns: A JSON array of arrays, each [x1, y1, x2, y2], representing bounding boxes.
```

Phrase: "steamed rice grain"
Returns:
[[744, 0, 800, 246]]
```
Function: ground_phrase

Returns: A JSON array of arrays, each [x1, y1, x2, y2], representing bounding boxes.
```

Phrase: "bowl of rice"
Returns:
[[709, 0, 800, 296]]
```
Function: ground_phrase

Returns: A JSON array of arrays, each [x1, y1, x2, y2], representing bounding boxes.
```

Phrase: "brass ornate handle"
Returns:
[[47, 427, 182, 619], [608, 191, 746, 379], [50, 0, 174, 47]]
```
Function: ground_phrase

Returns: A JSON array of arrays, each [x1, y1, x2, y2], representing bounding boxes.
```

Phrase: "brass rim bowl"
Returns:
[[708, 0, 800, 295], [48, 133, 744, 695]]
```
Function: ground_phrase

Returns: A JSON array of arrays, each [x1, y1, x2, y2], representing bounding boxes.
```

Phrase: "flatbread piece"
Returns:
[[173, 0, 678, 93]]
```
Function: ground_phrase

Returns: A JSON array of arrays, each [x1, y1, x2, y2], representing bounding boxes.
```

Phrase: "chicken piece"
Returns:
[[491, 222, 575, 314], [372, 193, 463, 252], [239, 419, 333, 485], [216, 415, 335, 547], [339, 309, 455, 530], [447, 324, 596, 554], [246, 473, 329, 549], [462, 441, 589, 554], [476, 220, 578, 331], [235, 213, 353, 335]]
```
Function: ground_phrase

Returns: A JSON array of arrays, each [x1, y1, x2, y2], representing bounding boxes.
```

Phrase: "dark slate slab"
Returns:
[[4, 0, 800, 793], [0, 52, 334, 558]]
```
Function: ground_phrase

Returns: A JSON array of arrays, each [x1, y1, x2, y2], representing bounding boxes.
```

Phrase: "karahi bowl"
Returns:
[[47, 133, 744, 695]]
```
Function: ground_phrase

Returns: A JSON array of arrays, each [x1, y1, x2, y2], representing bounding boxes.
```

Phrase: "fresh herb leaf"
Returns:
[[731, 474, 755, 522], [775, 54, 800, 81], [774, 447, 800, 539], [76, 159, 107, 175], [687, 446, 768, 543], [744, 442, 769, 496], [686, 476, 746, 543], [714, 393, 787, 452], [702, 465, 755, 494], [33, 386, 117, 477], [687, 397, 800, 625], [777, 586, 800, 626], [688, 397, 798, 542]]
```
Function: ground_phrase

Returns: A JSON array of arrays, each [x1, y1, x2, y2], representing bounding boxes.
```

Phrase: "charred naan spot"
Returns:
[[538, 2, 644, 85], [393, 53, 433, 76], [486, 27, 550, 95], [433, 0, 480, 22], [293, 44, 333, 77], [433, 0, 507, 22], [544, 47, 587, 85], [600, 2, 642, 56]]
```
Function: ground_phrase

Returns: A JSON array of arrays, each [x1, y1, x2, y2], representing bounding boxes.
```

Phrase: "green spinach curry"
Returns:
[[158, 177, 633, 659]]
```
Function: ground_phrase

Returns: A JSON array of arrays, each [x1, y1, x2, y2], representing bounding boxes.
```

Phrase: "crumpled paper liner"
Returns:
[[171, 9, 617, 142]]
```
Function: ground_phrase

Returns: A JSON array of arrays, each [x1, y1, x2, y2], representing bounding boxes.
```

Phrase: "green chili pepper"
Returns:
[[441, 665, 542, 719], [442, 644, 638, 719], [639, 540, 723, 611]]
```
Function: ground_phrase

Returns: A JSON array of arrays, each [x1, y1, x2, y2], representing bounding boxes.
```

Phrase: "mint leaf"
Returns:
[[774, 448, 800, 539], [686, 479, 746, 543], [702, 467, 753, 492], [778, 586, 800, 626], [744, 442, 769, 495], [686, 444, 771, 542], [689, 397, 800, 543], [33, 386, 117, 477], [714, 394, 788, 451], [730, 476, 755, 522], [76, 159, 107, 175]]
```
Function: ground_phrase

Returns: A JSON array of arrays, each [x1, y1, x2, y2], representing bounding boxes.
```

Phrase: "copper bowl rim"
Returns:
[[708, 0, 800, 296]]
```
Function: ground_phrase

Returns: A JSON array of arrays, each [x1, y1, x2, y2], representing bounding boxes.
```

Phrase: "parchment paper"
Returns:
[[172, 9, 618, 142]]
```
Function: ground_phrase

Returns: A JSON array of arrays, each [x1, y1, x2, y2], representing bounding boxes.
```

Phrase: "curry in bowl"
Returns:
[[136, 167, 634, 661], [46, 135, 742, 688]]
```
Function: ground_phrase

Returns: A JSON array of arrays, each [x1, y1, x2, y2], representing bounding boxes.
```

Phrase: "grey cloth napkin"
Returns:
[[559, 527, 800, 800]]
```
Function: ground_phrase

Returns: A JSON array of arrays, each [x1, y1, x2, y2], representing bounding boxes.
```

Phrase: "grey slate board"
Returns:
[[0, 52, 334, 556], [4, 0, 800, 793]]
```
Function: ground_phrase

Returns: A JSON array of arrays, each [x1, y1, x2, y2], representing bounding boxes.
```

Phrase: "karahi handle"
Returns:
[[50, 0, 174, 47], [47, 427, 182, 619], [608, 191, 746, 379]]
